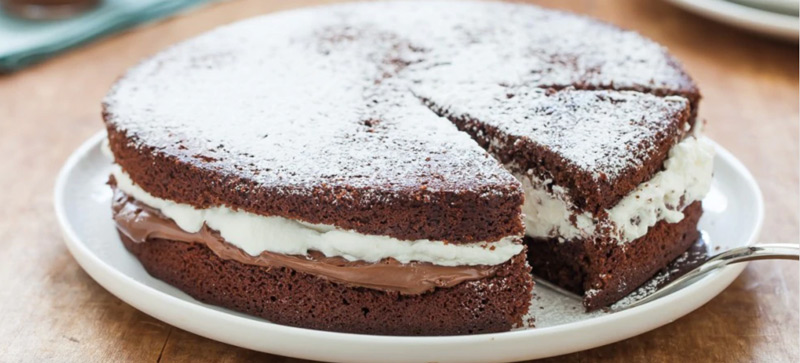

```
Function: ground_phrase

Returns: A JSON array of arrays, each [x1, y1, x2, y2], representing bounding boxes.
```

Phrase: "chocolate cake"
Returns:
[[102, 0, 715, 334]]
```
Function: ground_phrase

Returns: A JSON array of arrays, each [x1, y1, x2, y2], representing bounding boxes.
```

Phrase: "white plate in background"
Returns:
[[54, 131, 764, 362], [734, 0, 798, 14], [665, 0, 798, 41]]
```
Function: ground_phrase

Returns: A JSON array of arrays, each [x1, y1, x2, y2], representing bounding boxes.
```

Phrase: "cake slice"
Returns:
[[417, 84, 714, 310]]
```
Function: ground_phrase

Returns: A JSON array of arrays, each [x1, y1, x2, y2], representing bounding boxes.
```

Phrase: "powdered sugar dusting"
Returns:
[[416, 84, 689, 180], [105, 5, 519, 197], [104, 1, 695, 201]]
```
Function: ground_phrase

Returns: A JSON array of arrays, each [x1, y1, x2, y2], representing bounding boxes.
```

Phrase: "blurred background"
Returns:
[[0, 0, 798, 72], [0, 0, 797, 362]]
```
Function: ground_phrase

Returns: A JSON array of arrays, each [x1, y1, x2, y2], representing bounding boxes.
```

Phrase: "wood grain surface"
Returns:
[[0, 0, 797, 361]]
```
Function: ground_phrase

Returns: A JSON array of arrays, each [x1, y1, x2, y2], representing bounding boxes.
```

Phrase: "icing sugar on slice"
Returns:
[[415, 83, 689, 180]]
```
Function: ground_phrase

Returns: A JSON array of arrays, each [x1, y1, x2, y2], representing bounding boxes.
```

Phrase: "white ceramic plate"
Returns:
[[735, 0, 799, 14], [665, 0, 799, 41], [55, 131, 763, 363]]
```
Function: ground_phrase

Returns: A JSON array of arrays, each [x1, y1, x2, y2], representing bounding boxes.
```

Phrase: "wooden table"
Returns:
[[0, 0, 796, 361]]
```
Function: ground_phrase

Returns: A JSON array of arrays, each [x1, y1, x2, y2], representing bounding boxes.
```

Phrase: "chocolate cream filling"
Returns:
[[111, 187, 503, 295]]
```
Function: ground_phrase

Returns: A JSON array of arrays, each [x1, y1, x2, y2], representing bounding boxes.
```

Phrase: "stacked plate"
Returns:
[[665, 0, 799, 41]]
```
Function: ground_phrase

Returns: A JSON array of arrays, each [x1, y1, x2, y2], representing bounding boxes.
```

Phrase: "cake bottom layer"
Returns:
[[526, 201, 703, 310], [120, 233, 534, 336]]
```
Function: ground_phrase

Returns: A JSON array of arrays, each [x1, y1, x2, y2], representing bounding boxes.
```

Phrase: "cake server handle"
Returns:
[[619, 243, 799, 311]]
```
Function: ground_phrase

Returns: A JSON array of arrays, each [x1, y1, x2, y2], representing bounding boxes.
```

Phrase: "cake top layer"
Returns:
[[105, 3, 528, 197], [104, 1, 697, 239], [415, 84, 690, 180]]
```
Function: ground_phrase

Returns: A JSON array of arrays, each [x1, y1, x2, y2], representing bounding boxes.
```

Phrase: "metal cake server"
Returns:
[[619, 243, 799, 310], [537, 243, 800, 312]]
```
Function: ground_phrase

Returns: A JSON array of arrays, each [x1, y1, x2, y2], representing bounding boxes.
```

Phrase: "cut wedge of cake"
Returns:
[[418, 85, 714, 309]]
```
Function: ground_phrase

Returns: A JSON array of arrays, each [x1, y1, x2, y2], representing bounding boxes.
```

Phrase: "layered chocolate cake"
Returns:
[[102, 1, 714, 334]]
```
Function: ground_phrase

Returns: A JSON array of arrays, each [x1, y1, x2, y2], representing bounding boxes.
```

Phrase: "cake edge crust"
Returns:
[[120, 233, 534, 336], [104, 122, 525, 245]]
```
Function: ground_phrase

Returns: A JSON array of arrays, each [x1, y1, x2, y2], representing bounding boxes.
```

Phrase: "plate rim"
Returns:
[[53, 131, 765, 362]]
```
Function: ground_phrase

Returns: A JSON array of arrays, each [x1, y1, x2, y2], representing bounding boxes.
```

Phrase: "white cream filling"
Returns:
[[517, 134, 715, 244], [110, 165, 522, 266], [516, 176, 595, 240]]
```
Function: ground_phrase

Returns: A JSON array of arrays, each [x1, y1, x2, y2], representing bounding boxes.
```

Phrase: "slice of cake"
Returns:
[[102, 0, 714, 335], [417, 84, 714, 310]]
